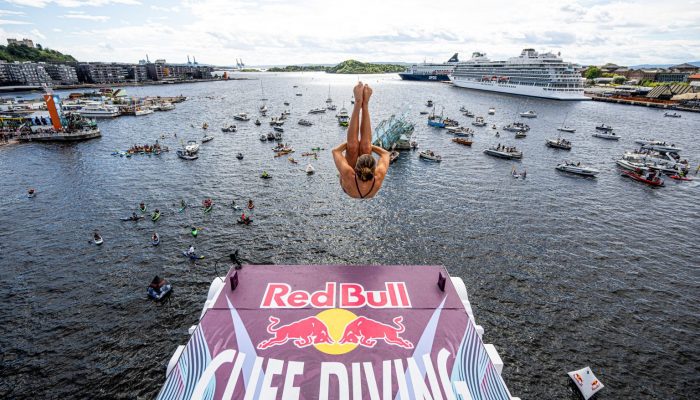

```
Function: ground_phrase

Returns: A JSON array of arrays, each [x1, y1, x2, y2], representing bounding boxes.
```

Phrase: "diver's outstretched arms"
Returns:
[[371, 145, 390, 179]]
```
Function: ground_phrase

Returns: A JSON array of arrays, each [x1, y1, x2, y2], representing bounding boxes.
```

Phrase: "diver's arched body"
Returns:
[[333, 83, 390, 199]]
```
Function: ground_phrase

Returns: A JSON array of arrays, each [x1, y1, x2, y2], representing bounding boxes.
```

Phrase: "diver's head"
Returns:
[[355, 154, 376, 182]]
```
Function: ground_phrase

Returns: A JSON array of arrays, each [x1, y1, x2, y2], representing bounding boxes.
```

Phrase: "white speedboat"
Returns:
[[519, 110, 537, 118], [155, 102, 175, 111], [556, 162, 599, 176], [557, 126, 576, 133], [471, 116, 487, 127], [446, 126, 473, 135], [592, 131, 619, 140], [419, 150, 442, 162], [134, 107, 154, 116], [78, 104, 120, 118], [305, 164, 315, 175], [546, 138, 572, 150], [308, 108, 326, 114], [233, 113, 250, 121], [488, 107, 495, 115], [201, 135, 214, 143], [616, 154, 649, 172], [185, 140, 200, 153], [664, 112, 681, 118], [177, 149, 198, 160], [298, 119, 313, 126], [483, 147, 522, 159], [637, 141, 683, 153]]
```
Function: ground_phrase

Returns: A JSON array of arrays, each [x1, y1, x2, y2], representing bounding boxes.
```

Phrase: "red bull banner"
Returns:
[[157, 265, 512, 400]]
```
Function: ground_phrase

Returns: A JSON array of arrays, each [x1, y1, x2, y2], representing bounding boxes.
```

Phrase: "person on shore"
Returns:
[[332, 82, 390, 199]]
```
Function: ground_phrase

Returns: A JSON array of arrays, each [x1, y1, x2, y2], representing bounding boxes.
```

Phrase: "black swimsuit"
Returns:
[[354, 175, 375, 199]]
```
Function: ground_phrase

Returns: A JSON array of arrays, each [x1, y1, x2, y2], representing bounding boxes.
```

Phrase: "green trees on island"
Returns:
[[0, 43, 77, 63], [267, 60, 406, 74], [584, 66, 602, 80]]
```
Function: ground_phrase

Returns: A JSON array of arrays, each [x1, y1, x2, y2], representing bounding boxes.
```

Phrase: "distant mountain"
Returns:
[[630, 61, 700, 69], [265, 60, 407, 74], [0, 44, 77, 63]]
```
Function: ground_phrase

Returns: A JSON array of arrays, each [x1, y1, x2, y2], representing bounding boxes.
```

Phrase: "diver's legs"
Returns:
[[345, 82, 364, 166], [359, 84, 373, 156]]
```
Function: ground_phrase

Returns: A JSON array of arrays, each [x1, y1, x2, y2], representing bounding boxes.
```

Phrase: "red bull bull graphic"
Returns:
[[157, 265, 513, 400]]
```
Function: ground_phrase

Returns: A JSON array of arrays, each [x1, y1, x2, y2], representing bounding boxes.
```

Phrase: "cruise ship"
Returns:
[[450, 49, 588, 100], [398, 53, 459, 81]]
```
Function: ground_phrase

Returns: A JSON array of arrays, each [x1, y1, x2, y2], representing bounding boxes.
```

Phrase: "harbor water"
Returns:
[[1, 73, 698, 398]]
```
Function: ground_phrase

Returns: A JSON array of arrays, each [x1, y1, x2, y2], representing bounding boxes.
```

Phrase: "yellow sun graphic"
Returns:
[[314, 308, 359, 355]]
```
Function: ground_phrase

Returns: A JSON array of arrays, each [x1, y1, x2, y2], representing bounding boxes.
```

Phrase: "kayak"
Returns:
[[121, 216, 144, 221], [178, 202, 187, 212], [139, 205, 147, 213], [151, 234, 160, 246], [94, 236, 103, 245], [191, 228, 198, 237], [182, 251, 204, 260], [152, 212, 161, 221], [203, 205, 213, 213], [147, 284, 172, 301], [670, 175, 693, 181]]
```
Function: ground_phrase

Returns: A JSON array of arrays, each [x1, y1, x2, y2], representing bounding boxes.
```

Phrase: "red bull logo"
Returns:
[[261, 282, 411, 309], [257, 313, 413, 353]]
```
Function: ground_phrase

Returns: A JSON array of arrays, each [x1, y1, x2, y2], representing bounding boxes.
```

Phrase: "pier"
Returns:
[[588, 94, 700, 113]]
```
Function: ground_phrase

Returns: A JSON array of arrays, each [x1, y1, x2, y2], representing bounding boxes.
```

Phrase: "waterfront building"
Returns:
[[688, 73, 700, 82], [0, 61, 52, 86], [76, 63, 128, 84], [6, 38, 34, 48], [43, 63, 79, 85], [646, 83, 694, 100], [127, 64, 148, 82], [656, 70, 690, 83], [146, 60, 212, 81]]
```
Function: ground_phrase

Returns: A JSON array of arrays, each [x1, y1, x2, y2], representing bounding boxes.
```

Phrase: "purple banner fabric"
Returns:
[[157, 265, 511, 400]]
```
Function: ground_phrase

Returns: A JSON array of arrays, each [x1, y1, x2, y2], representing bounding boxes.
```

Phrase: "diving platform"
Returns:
[[157, 265, 518, 399]]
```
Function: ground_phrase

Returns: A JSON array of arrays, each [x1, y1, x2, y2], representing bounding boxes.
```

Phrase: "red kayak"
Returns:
[[622, 170, 664, 186], [670, 175, 693, 181]]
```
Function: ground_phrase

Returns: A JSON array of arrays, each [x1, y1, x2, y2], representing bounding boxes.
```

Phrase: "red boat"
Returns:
[[622, 170, 664, 186], [669, 174, 693, 181]]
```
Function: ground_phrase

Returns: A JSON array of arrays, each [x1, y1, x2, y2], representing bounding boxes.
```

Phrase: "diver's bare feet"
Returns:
[[353, 82, 364, 106], [362, 84, 372, 105]]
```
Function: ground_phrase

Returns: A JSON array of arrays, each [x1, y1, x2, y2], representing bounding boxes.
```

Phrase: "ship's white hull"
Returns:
[[450, 78, 589, 100]]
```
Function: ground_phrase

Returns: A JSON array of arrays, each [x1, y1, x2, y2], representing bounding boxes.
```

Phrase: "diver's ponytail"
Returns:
[[355, 154, 376, 181]]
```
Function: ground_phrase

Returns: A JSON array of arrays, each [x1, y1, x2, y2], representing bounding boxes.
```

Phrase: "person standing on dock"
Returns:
[[333, 82, 390, 199]]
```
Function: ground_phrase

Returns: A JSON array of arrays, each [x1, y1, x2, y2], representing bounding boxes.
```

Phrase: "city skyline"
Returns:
[[0, 0, 698, 66]]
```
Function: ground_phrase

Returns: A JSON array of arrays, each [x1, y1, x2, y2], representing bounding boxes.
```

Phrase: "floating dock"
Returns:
[[157, 265, 519, 399]]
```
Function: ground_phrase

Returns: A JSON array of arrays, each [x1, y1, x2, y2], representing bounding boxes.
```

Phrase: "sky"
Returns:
[[0, 0, 698, 67]]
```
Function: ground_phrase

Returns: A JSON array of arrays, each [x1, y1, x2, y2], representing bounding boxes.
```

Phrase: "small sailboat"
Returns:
[[326, 85, 333, 104]]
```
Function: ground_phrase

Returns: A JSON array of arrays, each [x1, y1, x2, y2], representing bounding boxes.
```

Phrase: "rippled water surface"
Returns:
[[1, 73, 699, 399]]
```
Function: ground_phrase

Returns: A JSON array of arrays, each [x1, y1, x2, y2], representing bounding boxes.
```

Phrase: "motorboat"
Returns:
[[471, 116, 487, 127], [282, 110, 291, 116], [274, 132, 283, 141], [483, 146, 522, 159], [233, 113, 250, 121], [305, 164, 315, 174], [202, 122, 209, 130], [635, 140, 683, 153], [463, 110, 474, 118], [556, 162, 599, 177], [622, 169, 664, 187], [452, 138, 473, 146], [267, 132, 275, 140], [419, 150, 442, 162], [459, 106, 468, 112], [389, 150, 399, 163], [336, 107, 349, 126], [259, 104, 268, 113], [298, 119, 313, 126], [546, 138, 572, 150], [284, 101, 290, 106], [254, 119, 261, 126], [447, 126, 473, 136], [185, 140, 200, 153], [269, 118, 284, 126], [201, 135, 214, 143], [519, 110, 537, 118], [177, 149, 198, 160], [155, 102, 175, 111], [595, 124, 613, 131], [327, 104, 337, 111], [135, 107, 154, 116], [221, 125, 237, 132], [426, 99, 433, 107], [259, 134, 267, 141], [273, 126, 284, 133], [78, 104, 120, 118], [514, 131, 527, 139], [236, 153, 243, 160], [296, 93, 303, 96], [308, 108, 326, 114], [664, 112, 681, 118], [615, 154, 649, 172], [427, 114, 446, 128], [557, 126, 576, 133], [592, 131, 619, 140], [420, 111, 429, 115], [503, 122, 530, 132], [488, 107, 495, 115]]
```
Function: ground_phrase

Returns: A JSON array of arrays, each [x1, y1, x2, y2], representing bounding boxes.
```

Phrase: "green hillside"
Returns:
[[267, 60, 406, 74], [327, 59, 405, 74], [0, 43, 77, 63]]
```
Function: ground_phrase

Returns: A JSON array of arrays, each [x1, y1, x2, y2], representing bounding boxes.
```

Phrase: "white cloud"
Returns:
[[0, 19, 31, 25], [0, 10, 25, 16], [5, 0, 140, 8], [13, 0, 700, 65], [30, 28, 46, 39], [63, 11, 109, 21]]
